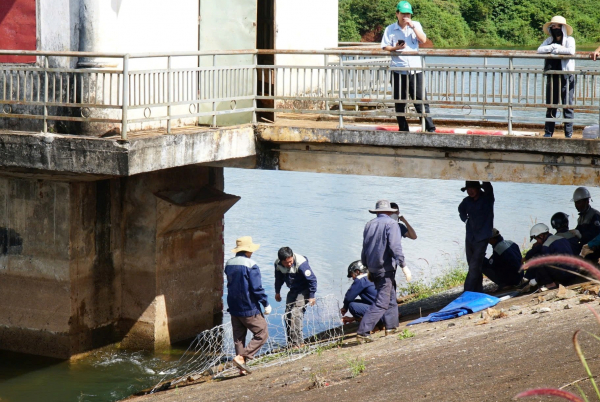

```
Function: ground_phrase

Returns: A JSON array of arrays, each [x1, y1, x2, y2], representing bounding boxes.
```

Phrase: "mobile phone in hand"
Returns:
[[397, 40, 405, 46]]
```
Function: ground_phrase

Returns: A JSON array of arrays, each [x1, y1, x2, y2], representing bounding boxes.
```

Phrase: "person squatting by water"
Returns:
[[523, 223, 577, 291], [551, 211, 582, 255], [573, 187, 600, 261], [482, 228, 524, 290], [458, 181, 495, 293], [340, 260, 378, 325], [537, 16, 576, 138], [381, 1, 436, 133], [224, 236, 271, 375], [274, 247, 317, 347], [356, 200, 407, 343]]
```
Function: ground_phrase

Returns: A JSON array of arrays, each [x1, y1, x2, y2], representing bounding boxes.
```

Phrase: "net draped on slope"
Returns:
[[152, 294, 344, 392]]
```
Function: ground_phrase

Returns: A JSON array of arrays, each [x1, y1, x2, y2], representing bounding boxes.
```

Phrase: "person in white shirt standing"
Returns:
[[537, 16, 576, 138], [381, 1, 436, 133]]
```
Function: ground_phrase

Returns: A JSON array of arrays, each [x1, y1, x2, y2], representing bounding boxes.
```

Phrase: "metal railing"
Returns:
[[1, 49, 599, 140]]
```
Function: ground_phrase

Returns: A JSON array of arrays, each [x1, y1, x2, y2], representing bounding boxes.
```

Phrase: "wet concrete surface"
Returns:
[[128, 286, 600, 402]]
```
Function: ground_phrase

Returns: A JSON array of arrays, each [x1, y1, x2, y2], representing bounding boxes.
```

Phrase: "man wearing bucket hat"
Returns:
[[537, 16, 576, 138], [356, 200, 406, 342], [458, 181, 495, 292], [381, 1, 436, 133], [225, 236, 271, 374]]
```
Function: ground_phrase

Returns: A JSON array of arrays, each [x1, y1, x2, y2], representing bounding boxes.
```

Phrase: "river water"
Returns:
[[0, 168, 587, 401]]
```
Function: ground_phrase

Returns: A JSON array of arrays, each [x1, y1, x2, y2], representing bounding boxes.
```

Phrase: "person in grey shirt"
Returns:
[[458, 181, 495, 292], [356, 200, 405, 342]]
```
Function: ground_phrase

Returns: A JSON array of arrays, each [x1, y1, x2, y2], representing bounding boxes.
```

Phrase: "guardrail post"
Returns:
[[252, 53, 257, 124], [483, 57, 487, 118], [167, 55, 172, 134], [212, 54, 217, 127], [43, 56, 48, 133], [508, 57, 513, 135], [421, 56, 426, 132], [121, 54, 129, 140], [324, 55, 329, 112], [338, 56, 343, 129]]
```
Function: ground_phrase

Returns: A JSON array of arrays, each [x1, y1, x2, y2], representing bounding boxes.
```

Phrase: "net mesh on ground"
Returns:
[[152, 294, 343, 392]]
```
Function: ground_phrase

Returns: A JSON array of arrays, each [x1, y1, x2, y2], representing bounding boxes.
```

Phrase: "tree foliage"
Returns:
[[339, 0, 600, 47]]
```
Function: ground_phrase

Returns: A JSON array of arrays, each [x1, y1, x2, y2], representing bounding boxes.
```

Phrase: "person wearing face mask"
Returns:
[[537, 16, 576, 138]]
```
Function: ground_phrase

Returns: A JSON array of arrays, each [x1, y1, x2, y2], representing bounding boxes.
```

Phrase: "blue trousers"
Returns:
[[357, 270, 398, 336]]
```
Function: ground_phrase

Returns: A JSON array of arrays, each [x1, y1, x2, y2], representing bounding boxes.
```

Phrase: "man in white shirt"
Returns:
[[381, 1, 436, 133]]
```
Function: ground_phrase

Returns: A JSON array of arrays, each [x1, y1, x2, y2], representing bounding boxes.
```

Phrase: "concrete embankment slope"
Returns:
[[128, 287, 600, 402]]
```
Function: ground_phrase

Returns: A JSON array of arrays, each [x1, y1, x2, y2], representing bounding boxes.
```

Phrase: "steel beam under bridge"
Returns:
[[256, 124, 600, 186]]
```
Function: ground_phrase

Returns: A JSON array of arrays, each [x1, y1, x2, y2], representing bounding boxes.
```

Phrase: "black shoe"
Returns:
[[426, 128, 436, 133]]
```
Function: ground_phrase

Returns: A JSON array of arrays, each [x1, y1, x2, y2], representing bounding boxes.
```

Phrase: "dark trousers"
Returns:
[[392, 72, 435, 132], [349, 299, 383, 326], [284, 289, 310, 346], [481, 258, 524, 288], [464, 239, 488, 292], [533, 265, 577, 287], [231, 313, 269, 359], [544, 74, 575, 138], [357, 270, 398, 336]]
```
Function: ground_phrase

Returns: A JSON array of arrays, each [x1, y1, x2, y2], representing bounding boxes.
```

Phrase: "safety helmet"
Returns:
[[347, 260, 367, 278], [572, 187, 591, 202], [530, 223, 550, 240], [550, 212, 569, 230]]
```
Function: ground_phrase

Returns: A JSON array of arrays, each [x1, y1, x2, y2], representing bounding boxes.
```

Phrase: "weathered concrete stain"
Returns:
[[0, 227, 23, 255]]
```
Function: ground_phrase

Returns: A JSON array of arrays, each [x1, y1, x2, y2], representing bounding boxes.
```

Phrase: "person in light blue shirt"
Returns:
[[381, 1, 436, 133]]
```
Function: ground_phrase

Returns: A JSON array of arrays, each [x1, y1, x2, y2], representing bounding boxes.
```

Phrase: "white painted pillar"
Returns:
[[77, 0, 118, 68]]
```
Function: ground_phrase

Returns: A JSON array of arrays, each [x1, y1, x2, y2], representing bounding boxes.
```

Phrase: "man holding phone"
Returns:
[[381, 1, 436, 133]]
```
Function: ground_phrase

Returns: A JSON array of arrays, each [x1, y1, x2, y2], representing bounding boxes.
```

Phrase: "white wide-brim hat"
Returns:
[[369, 199, 398, 214], [232, 236, 260, 253], [543, 16, 573, 36]]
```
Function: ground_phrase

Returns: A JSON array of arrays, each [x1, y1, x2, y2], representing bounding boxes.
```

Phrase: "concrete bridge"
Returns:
[[1, 48, 600, 358]]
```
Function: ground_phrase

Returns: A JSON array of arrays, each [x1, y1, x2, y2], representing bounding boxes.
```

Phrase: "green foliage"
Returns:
[[398, 265, 468, 301], [340, 0, 600, 47], [347, 357, 366, 377], [397, 328, 416, 340]]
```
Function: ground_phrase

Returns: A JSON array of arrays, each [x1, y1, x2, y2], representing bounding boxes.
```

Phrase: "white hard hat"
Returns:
[[572, 187, 591, 202], [530, 223, 550, 240]]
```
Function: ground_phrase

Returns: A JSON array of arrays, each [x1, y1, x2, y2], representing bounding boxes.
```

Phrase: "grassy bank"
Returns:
[[398, 263, 468, 301], [340, 0, 600, 48]]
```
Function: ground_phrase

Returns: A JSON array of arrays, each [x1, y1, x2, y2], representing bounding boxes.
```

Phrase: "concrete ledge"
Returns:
[[257, 124, 600, 157], [0, 125, 257, 177]]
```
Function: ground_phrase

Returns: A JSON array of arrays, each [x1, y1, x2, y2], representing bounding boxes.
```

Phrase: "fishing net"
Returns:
[[151, 294, 343, 392]]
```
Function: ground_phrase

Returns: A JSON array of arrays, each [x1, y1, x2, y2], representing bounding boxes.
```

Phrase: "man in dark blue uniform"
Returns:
[[551, 211, 582, 255], [225, 236, 271, 374], [340, 261, 378, 325], [274, 247, 317, 347], [458, 181, 495, 292], [482, 228, 523, 290], [357, 200, 405, 343], [572, 187, 600, 260], [525, 223, 576, 290]]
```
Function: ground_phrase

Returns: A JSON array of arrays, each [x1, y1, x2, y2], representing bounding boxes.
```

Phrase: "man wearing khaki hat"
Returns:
[[225, 236, 271, 374], [356, 200, 405, 342]]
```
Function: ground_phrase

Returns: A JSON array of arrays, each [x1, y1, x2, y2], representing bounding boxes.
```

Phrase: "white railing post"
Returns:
[[508, 57, 513, 135], [324, 54, 329, 112], [43, 56, 48, 133], [167, 55, 172, 134], [338, 56, 343, 129], [212, 54, 217, 127], [252, 53, 257, 124], [121, 54, 129, 140]]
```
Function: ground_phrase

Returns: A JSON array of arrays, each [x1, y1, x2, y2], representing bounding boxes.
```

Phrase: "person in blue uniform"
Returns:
[[551, 211, 582, 255], [357, 200, 405, 343], [225, 236, 271, 374], [274, 247, 317, 347], [390, 202, 418, 240], [482, 228, 523, 290], [340, 261, 378, 325], [458, 181, 495, 292], [525, 223, 577, 290], [573, 187, 600, 260]]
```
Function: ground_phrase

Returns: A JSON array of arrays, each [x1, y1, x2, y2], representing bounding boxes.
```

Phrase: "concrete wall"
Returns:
[[0, 165, 235, 358]]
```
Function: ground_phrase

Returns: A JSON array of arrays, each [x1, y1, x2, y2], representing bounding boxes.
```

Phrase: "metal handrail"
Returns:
[[1, 49, 599, 140]]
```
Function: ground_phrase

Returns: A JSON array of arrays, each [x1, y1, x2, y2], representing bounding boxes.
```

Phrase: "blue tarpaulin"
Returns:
[[407, 291, 500, 326]]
